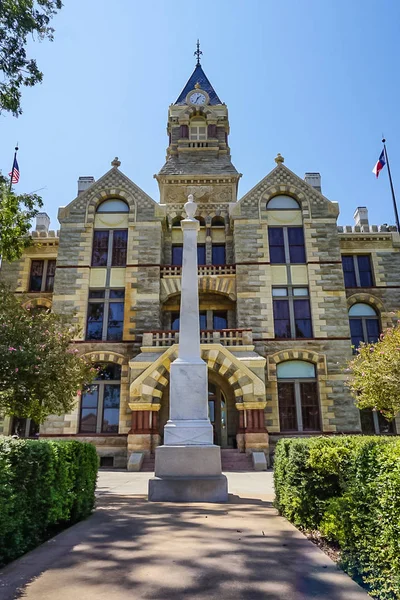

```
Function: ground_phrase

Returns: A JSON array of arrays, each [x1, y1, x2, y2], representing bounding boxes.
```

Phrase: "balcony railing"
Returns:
[[161, 264, 236, 278], [142, 328, 252, 348]]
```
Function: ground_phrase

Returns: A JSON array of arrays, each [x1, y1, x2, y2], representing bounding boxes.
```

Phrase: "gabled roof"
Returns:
[[175, 64, 222, 105]]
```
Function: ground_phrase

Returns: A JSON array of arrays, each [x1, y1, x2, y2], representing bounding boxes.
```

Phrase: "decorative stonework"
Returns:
[[129, 344, 266, 409]]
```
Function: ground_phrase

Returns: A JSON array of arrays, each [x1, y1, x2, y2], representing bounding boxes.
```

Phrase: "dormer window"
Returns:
[[190, 118, 207, 141]]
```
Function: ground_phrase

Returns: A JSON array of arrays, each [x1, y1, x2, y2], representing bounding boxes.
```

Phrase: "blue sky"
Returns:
[[1, 0, 400, 230]]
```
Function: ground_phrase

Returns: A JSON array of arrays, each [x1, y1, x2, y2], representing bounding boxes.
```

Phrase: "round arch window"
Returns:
[[277, 360, 320, 432], [267, 195, 300, 210], [349, 303, 380, 350], [97, 199, 129, 213], [211, 216, 225, 227]]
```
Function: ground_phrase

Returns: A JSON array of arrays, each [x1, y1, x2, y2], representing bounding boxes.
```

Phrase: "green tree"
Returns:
[[347, 321, 400, 420], [0, 174, 43, 261], [0, 0, 62, 116], [0, 284, 96, 423]]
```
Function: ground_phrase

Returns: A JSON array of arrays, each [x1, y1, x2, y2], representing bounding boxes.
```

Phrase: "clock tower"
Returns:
[[155, 42, 241, 206]]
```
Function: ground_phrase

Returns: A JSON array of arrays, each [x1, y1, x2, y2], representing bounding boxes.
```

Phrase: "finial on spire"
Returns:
[[111, 157, 121, 168], [274, 153, 284, 164], [194, 39, 203, 66]]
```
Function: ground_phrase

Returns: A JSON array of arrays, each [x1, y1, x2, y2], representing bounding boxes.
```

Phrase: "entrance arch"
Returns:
[[159, 370, 238, 449]]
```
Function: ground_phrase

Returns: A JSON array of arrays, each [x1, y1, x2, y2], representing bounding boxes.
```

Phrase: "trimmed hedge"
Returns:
[[274, 436, 400, 599], [0, 438, 98, 565]]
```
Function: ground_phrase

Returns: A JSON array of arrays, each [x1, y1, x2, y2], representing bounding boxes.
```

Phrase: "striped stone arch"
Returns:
[[267, 348, 327, 381], [347, 293, 392, 329], [161, 278, 236, 303], [86, 190, 136, 224], [259, 185, 311, 221], [130, 345, 265, 407], [23, 297, 52, 310], [81, 350, 128, 375]]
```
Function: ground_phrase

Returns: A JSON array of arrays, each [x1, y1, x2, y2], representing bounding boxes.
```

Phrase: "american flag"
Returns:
[[8, 157, 20, 184]]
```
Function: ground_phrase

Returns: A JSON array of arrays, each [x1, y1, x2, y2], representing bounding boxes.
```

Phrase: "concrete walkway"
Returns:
[[0, 471, 370, 600]]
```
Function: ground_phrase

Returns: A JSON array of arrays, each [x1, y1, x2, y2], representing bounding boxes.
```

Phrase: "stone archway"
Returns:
[[158, 369, 238, 449]]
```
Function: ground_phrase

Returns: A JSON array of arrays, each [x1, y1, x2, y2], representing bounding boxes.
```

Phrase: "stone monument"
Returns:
[[148, 194, 228, 502]]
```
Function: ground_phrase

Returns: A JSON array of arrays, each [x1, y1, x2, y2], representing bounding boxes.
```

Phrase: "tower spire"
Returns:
[[194, 39, 202, 66]]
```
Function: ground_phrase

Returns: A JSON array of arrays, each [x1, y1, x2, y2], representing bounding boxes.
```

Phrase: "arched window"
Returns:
[[277, 360, 320, 432], [267, 196, 305, 265], [211, 216, 225, 227], [190, 118, 207, 141], [196, 216, 206, 227], [80, 363, 121, 434], [97, 198, 129, 213], [349, 303, 380, 349], [172, 216, 183, 227], [267, 195, 300, 210]]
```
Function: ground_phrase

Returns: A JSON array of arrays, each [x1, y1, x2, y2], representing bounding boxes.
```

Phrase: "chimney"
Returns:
[[35, 212, 50, 233], [304, 173, 322, 193], [78, 176, 95, 195], [353, 206, 369, 227]]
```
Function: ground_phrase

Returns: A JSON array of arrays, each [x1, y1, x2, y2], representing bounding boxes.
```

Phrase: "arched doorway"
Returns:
[[159, 372, 238, 449]]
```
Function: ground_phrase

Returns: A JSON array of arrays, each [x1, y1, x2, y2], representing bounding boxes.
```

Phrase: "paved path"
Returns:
[[0, 471, 369, 600]]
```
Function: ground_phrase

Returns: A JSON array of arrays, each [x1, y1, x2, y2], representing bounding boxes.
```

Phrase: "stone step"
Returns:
[[140, 449, 254, 472]]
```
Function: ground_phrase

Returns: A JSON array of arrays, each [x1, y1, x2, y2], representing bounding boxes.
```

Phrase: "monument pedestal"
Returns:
[[148, 445, 228, 502]]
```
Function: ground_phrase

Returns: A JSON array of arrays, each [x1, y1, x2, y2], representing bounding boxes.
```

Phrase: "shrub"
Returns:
[[0, 438, 98, 565], [274, 436, 400, 600]]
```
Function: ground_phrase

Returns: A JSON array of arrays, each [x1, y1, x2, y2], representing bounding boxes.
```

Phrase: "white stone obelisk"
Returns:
[[148, 194, 228, 502]]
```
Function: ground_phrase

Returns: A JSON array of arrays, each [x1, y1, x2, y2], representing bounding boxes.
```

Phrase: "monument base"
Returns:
[[148, 475, 228, 503], [148, 444, 228, 502]]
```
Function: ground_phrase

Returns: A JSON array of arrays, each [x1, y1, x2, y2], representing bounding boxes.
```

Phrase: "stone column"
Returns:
[[148, 195, 228, 502]]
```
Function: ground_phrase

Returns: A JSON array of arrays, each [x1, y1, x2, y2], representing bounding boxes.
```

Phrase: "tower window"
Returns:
[[190, 119, 207, 141]]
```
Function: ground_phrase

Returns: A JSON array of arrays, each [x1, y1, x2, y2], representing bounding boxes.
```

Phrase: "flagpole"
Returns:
[[9, 144, 19, 192], [382, 138, 400, 231]]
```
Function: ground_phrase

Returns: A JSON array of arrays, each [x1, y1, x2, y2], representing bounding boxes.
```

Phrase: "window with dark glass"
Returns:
[[213, 311, 228, 329], [273, 287, 312, 338], [172, 245, 183, 266], [199, 311, 207, 329], [349, 303, 380, 350], [212, 244, 226, 265], [80, 363, 121, 434], [197, 244, 206, 265], [92, 229, 128, 267], [112, 230, 128, 266], [92, 231, 109, 266], [171, 312, 180, 330], [277, 361, 320, 432], [342, 255, 373, 288], [45, 260, 56, 291], [86, 289, 124, 341], [29, 259, 56, 292], [268, 227, 306, 264], [360, 408, 395, 435]]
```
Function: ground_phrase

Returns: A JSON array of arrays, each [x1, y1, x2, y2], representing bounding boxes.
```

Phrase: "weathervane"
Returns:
[[194, 39, 202, 66]]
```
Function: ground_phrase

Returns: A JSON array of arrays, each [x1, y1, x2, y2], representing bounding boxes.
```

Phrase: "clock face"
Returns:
[[189, 92, 207, 105]]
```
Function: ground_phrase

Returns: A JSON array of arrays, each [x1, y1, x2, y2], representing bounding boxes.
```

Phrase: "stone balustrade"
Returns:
[[142, 328, 252, 348], [161, 264, 236, 277]]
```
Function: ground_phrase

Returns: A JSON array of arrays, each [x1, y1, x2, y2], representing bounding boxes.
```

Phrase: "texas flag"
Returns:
[[372, 149, 386, 178]]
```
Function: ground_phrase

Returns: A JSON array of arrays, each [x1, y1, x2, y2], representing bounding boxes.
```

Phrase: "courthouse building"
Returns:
[[1, 57, 400, 467]]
